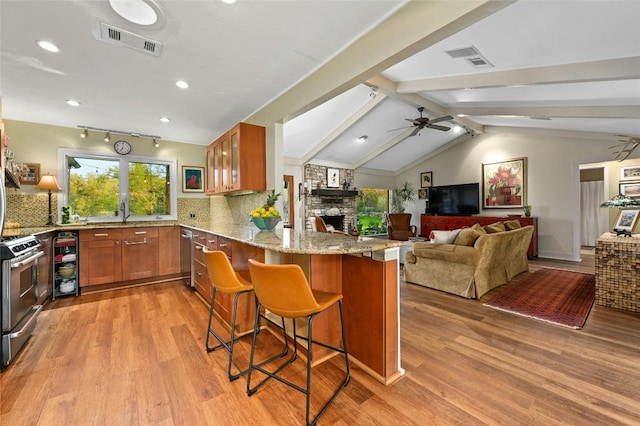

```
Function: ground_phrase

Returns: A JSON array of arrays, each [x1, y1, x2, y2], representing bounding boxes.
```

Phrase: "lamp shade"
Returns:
[[599, 193, 640, 208], [36, 174, 62, 191]]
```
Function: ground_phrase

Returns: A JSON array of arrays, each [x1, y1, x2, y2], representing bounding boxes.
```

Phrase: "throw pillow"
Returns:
[[453, 228, 484, 246], [430, 229, 461, 244], [484, 221, 506, 233], [453, 228, 486, 247], [504, 219, 522, 230], [470, 223, 486, 233]]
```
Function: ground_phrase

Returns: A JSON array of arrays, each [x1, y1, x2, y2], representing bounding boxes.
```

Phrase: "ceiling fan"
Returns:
[[389, 107, 453, 136], [610, 135, 640, 161]]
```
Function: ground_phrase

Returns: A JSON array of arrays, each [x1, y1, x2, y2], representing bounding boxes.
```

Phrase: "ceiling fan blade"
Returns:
[[387, 125, 412, 132], [427, 124, 450, 131], [409, 126, 421, 137], [428, 115, 453, 124]]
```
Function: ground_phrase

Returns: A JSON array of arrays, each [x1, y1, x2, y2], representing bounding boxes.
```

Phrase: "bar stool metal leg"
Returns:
[[206, 287, 254, 380]]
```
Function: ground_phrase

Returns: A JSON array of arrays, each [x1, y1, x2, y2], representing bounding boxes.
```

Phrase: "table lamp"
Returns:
[[36, 174, 62, 225], [600, 193, 640, 236]]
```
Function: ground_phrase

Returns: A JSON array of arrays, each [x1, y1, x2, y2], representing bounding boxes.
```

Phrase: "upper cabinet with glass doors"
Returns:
[[205, 122, 266, 195]]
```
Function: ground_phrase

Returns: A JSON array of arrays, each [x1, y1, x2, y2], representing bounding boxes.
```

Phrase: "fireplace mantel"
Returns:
[[311, 189, 358, 197]]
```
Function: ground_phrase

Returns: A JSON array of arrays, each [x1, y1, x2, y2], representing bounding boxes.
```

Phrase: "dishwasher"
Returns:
[[180, 229, 194, 289]]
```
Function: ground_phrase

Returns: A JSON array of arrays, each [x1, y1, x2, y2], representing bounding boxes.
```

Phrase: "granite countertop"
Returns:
[[182, 222, 404, 255], [3, 221, 403, 255]]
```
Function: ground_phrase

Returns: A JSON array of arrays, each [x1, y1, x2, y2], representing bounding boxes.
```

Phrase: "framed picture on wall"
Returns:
[[620, 182, 640, 197], [482, 157, 527, 209], [420, 171, 432, 188], [620, 166, 640, 181], [326, 168, 340, 188], [19, 163, 40, 185], [418, 188, 429, 199], [182, 166, 204, 192], [613, 208, 640, 232]]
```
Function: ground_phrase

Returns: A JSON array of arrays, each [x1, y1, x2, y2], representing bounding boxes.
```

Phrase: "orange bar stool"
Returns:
[[203, 249, 257, 381], [246, 259, 350, 426]]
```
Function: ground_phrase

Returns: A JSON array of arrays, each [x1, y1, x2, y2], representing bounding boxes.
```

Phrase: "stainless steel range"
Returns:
[[1, 234, 44, 370]]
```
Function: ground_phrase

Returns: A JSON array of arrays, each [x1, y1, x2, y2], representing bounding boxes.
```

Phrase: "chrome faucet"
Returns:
[[120, 200, 131, 223]]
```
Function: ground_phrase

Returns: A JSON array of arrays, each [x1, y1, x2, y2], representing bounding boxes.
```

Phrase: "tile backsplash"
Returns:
[[5, 193, 212, 228]]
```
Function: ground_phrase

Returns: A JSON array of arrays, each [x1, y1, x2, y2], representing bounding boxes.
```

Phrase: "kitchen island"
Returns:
[[10, 221, 405, 384], [184, 222, 406, 385]]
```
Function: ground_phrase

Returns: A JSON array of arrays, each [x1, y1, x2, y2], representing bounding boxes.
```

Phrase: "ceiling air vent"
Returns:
[[445, 46, 480, 59], [465, 56, 494, 68], [98, 22, 163, 57]]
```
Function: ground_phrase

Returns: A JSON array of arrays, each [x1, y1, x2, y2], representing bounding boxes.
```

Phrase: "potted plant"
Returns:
[[390, 181, 416, 213], [387, 181, 418, 240]]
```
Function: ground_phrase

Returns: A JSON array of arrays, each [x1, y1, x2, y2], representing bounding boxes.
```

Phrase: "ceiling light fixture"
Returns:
[[77, 125, 160, 141], [159, 117, 170, 123], [357, 135, 368, 142], [153, 138, 159, 148], [109, 0, 160, 26], [104, 132, 111, 142], [37, 40, 59, 52], [66, 99, 81, 107], [221, 0, 237, 4], [176, 80, 189, 89]]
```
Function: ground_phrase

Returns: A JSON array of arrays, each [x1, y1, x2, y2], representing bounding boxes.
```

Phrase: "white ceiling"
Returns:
[[2, 1, 639, 174]]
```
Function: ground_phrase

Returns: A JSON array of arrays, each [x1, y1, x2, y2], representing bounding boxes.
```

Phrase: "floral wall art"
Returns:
[[482, 157, 527, 209]]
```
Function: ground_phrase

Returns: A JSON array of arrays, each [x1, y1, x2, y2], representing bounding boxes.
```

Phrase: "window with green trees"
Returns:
[[59, 149, 177, 222], [356, 188, 389, 235]]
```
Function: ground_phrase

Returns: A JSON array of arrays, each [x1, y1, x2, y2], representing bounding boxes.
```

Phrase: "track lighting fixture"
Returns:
[[77, 125, 160, 143]]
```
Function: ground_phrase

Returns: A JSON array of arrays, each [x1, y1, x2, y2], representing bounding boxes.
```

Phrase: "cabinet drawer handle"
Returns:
[[124, 238, 147, 245], [207, 239, 216, 244], [94, 233, 109, 237], [219, 243, 227, 247], [134, 231, 147, 235]]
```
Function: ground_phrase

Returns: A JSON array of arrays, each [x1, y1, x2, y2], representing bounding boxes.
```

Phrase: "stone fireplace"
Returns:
[[302, 164, 357, 233]]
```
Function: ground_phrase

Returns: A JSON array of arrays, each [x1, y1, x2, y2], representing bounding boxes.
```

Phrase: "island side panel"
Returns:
[[342, 254, 399, 382], [308, 254, 343, 360]]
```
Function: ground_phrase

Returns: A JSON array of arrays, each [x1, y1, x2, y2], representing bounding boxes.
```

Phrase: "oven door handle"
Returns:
[[8, 305, 43, 338], [11, 251, 45, 268]]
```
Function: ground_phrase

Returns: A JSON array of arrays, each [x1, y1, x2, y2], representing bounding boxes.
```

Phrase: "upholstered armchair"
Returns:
[[387, 213, 417, 241]]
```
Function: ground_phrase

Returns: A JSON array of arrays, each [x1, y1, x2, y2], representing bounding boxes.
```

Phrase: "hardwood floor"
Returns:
[[2, 253, 639, 425]]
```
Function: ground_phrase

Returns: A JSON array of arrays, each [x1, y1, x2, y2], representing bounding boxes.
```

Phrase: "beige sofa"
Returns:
[[404, 225, 534, 298]]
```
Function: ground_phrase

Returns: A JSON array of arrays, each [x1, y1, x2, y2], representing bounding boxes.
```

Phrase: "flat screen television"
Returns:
[[426, 183, 480, 216]]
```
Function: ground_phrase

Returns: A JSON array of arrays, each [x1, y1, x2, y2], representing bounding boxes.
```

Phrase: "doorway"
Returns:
[[579, 165, 609, 247]]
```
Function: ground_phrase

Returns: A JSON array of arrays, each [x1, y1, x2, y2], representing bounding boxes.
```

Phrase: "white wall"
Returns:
[[395, 128, 639, 261]]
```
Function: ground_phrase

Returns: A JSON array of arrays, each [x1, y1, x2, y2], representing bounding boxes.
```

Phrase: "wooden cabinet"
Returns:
[[192, 230, 217, 301], [420, 215, 538, 258], [121, 227, 159, 280], [158, 226, 181, 276], [79, 229, 123, 286], [205, 122, 266, 194]]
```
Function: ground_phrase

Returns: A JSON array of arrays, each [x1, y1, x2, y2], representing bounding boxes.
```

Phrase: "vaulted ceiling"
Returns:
[[2, 1, 639, 174]]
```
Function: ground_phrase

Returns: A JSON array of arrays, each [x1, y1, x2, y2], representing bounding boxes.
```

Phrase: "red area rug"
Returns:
[[484, 268, 595, 329]]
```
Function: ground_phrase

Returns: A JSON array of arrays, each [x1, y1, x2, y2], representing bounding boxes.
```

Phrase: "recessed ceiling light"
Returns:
[[357, 135, 368, 142], [176, 80, 189, 89], [66, 99, 81, 107], [37, 40, 59, 52], [159, 117, 170, 123], [221, 0, 237, 4], [109, 0, 160, 26]]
